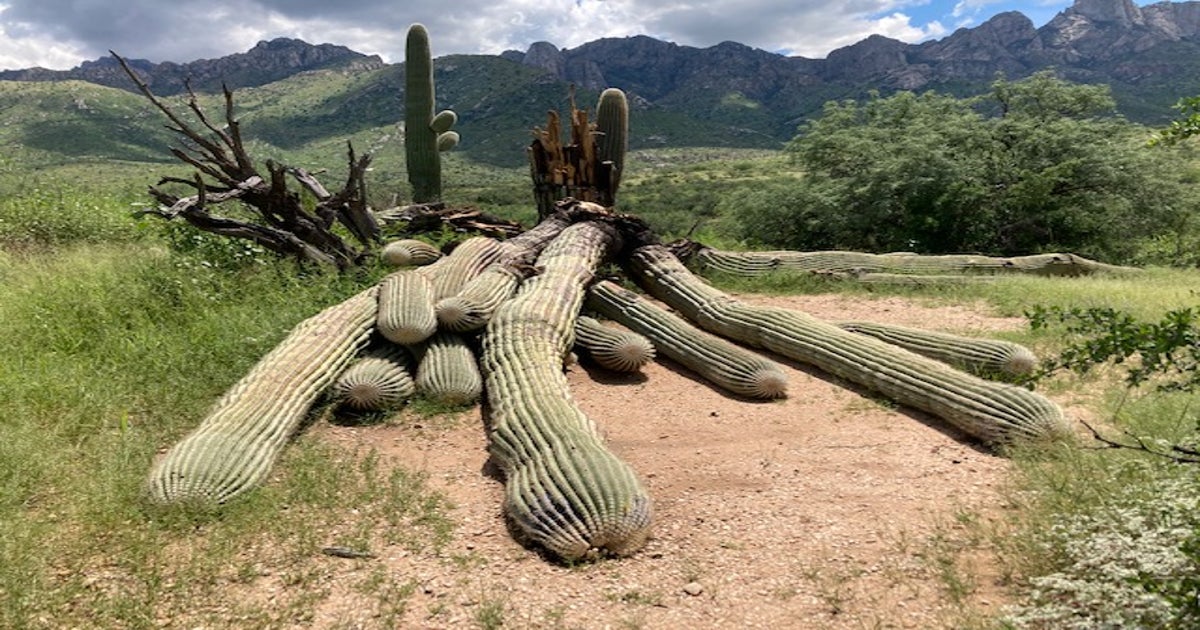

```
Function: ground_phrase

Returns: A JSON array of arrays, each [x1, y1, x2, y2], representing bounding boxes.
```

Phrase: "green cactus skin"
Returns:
[[573, 315, 656, 373], [482, 222, 653, 561], [414, 331, 483, 406], [594, 88, 628, 203], [404, 23, 457, 203], [331, 344, 417, 410], [586, 281, 788, 399], [420, 236, 506, 301], [630, 245, 1071, 445], [694, 247, 1138, 278], [381, 239, 442, 267], [377, 270, 438, 346], [436, 264, 523, 332], [836, 321, 1038, 379], [144, 287, 379, 505]]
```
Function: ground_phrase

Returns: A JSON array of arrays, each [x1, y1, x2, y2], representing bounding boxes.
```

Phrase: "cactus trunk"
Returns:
[[481, 221, 652, 560], [629, 245, 1070, 445], [145, 287, 379, 505]]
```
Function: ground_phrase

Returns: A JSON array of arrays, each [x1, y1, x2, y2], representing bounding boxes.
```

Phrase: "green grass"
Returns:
[[0, 240, 453, 628]]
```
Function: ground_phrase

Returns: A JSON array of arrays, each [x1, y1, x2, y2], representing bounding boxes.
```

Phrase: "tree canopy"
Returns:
[[732, 72, 1198, 264]]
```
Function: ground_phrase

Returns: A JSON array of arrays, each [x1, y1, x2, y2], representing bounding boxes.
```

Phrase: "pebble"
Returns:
[[683, 582, 704, 596]]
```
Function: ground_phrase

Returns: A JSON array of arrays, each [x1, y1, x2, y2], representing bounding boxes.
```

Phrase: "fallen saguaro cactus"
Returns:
[[145, 287, 379, 505], [481, 221, 653, 561], [587, 280, 788, 399], [835, 321, 1038, 379], [679, 242, 1141, 278], [629, 245, 1071, 444]]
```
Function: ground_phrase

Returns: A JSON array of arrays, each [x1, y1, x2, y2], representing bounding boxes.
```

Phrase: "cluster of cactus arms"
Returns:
[[629, 245, 1071, 444], [145, 287, 379, 505], [481, 221, 653, 560], [586, 280, 788, 399], [835, 321, 1038, 379], [405, 23, 458, 203], [572, 315, 656, 373]]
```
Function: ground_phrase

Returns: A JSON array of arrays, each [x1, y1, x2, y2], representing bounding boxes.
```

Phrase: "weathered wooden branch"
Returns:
[[114, 51, 377, 270]]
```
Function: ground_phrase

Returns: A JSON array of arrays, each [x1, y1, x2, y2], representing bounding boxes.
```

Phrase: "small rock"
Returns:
[[683, 582, 704, 596]]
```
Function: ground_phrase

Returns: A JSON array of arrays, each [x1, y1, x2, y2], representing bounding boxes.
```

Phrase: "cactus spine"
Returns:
[[145, 287, 379, 505], [836, 321, 1038, 378], [376, 270, 438, 345], [331, 343, 417, 410], [630, 245, 1070, 445], [414, 331, 484, 406], [587, 281, 787, 398], [381, 239, 442, 267], [405, 23, 457, 203], [482, 222, 652, 560], [573, 315, 656, 373]]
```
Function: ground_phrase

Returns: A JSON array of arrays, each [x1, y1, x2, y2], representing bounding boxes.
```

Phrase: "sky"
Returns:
[[0, 0, 1082, 72]]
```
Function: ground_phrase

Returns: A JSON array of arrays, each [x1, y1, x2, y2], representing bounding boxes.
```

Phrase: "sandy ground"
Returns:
[[299, 292, 1034, 629]]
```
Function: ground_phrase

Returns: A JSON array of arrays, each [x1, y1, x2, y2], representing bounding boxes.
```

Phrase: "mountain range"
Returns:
[[3, 0, 1199, 167]]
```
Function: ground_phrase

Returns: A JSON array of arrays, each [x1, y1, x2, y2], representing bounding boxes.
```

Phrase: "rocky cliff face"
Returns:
[[505, 0, 1200, 118], [0, 38, 385, 94]]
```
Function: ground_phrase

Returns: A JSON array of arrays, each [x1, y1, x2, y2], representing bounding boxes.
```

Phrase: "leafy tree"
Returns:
[[1152, 96, 1200, 147], [734, 72, 1197, 263]]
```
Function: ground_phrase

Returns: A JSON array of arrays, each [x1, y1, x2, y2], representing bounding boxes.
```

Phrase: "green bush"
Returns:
[[733, 72, 1200, 264]]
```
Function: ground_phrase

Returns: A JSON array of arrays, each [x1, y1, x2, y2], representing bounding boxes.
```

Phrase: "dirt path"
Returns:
[[308, 292, 1027, 629]]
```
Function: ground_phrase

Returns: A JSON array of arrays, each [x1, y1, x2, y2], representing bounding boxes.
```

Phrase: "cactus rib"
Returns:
[[630, 245, 1070, 445], [482, 221, 652, 560], [586, 281, 787, 398], [145, 287, 379, 505]]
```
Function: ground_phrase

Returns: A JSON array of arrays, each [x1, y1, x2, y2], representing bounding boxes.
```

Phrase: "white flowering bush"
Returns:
[[1001, 474, 1200, 629]]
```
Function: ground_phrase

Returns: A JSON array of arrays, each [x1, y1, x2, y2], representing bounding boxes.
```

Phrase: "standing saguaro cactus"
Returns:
[[594, 88, 628, 205], [405, 23, 458, 203]]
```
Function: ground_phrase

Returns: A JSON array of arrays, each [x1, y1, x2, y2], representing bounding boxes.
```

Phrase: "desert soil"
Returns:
[[304, 291, 1036, 629]]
